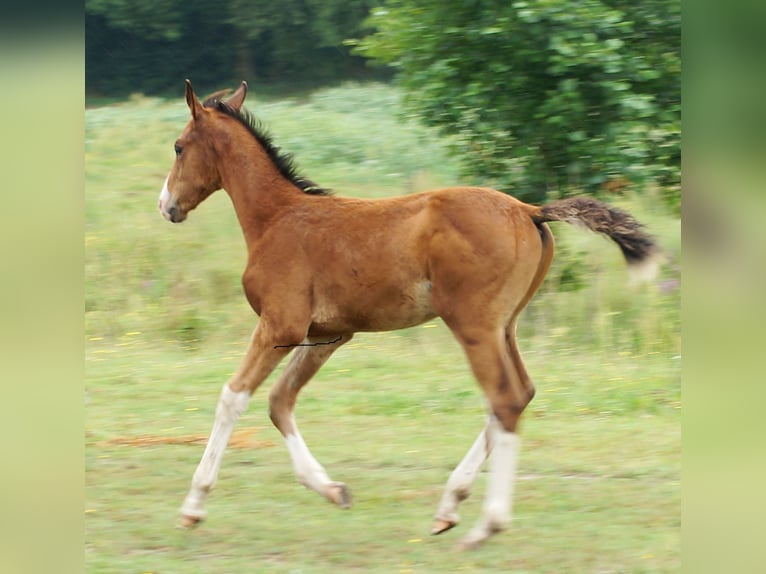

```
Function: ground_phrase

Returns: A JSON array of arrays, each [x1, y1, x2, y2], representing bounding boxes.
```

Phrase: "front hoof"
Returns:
[[327, 482, 352, 509], [177, 514, 203, 529], [431, 518, 458, 535]]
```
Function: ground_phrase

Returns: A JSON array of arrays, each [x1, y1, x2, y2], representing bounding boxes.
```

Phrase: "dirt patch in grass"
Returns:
[[101, 426, 275, 449]]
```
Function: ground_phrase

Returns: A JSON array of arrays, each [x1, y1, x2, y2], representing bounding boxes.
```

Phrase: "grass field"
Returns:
[[85, 83, 681, 573]]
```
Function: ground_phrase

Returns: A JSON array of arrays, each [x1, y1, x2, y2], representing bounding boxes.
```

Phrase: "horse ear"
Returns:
[[185, 79, 203, 119], [224, 81, 248, 111]]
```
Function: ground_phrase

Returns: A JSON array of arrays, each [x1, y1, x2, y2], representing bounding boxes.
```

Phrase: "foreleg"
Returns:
[[178, 325, 293, 527], [268, 335, 352, 507]]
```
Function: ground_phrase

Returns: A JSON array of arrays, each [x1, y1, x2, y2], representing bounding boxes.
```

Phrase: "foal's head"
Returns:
[[158, 79, 248, 223]]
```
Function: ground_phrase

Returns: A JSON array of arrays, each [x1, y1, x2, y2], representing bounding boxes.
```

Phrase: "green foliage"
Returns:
[[85, 0, 184, 40], [357, 0, 680, 206], [85, 0, 386, 96]]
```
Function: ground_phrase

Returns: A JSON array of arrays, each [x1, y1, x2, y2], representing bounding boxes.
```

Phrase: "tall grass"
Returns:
[[522, 186, 681, 357]]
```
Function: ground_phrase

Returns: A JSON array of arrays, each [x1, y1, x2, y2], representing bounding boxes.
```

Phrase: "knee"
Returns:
[[217, 384, 250, 422]]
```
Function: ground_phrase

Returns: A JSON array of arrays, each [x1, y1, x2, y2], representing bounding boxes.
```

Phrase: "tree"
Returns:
[[86, 0, 385, 96], [357, 0, 680, 206], [85, 0, 185, 40]]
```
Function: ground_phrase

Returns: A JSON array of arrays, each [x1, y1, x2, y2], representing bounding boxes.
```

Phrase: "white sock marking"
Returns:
[[461, 420, 520, 548], [180, 384, 250, 519], [434, 422, 491, 524], [482, 427, 519, 525], [285, 431, 333, 494]]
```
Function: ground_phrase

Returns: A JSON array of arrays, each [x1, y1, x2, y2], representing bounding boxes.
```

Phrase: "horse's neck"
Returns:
[[218, 145, 300, 247]]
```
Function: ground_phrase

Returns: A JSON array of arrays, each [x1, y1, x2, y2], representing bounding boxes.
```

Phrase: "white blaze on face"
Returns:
[[158, 175, 172, 220]]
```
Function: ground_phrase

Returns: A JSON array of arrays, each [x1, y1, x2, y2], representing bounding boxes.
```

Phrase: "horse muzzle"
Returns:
[[163, 204, 187, 223], [158, 176, 187, 223]]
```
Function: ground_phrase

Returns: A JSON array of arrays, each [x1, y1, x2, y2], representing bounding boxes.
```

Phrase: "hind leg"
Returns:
[[425, 208, 550, 544], [450, 326, 533, 549], [431, 320, 537, 535], [432, 417, 492, 534], [459, 413, 523, 550]]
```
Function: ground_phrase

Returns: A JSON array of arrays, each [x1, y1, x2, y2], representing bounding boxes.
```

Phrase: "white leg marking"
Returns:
[[285, 427, 334, 495], [158, 175, 171, 220], [180, 384, 250, 520], [460, 420, 520, 549], [434, 422, 492, 528]]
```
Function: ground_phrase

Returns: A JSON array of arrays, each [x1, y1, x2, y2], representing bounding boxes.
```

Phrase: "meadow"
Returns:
[[85, 83, 681, 573]]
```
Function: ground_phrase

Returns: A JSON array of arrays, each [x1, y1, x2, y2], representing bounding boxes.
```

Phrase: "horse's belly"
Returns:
[[309, 280, 436, 334]]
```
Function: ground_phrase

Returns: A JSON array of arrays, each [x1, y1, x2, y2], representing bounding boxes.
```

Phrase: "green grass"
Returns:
[[86, 83, 680, 572]]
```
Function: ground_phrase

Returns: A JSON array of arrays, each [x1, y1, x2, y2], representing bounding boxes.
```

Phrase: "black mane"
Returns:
[[202, 95, 331, 196]]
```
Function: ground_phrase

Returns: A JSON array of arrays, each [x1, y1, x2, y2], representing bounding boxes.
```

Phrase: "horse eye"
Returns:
[[174, 143, 183, 156]]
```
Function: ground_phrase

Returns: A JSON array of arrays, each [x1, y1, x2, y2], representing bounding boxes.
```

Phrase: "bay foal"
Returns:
[[158, 80, 658, 549]]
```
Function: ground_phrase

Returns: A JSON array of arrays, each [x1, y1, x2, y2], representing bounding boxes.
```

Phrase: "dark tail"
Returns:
[[531, 196, 659, 268]]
